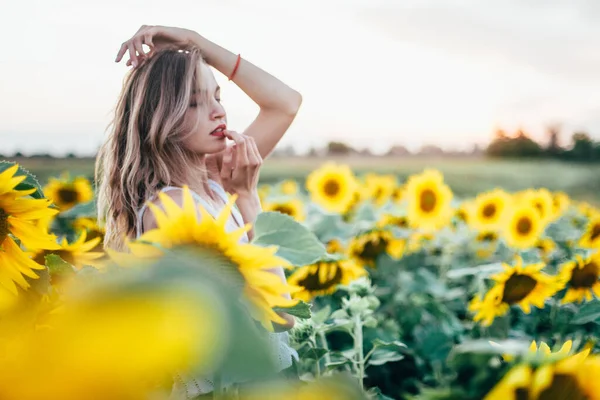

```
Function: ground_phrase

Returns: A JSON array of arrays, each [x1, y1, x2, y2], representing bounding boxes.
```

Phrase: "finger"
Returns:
[[133, 38, 146, 61], [220, 148, 234, 182], [115, 42, 128, 62], [127, 42, 138, 68], [143, 32, 154, 51], [236, 135, 250, 169], [247, 136, 263, 169]]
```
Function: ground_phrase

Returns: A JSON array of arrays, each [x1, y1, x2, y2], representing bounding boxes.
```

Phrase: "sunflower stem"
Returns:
[[318, 330, 332, 370], [353, 314, 365, 391]]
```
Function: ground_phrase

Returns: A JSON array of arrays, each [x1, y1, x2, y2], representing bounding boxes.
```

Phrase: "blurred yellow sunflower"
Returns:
[[519, 188, 555, 225], [348, 230, 404, 267], [535, 238, 556, 261], [326, 238, 345, 254], [363, 173, 397, 207], [484, 350, 599, 400], [43, 175, 93, 211], [391, 185, 405, 203], [376, 214, 409, 230], [502, 204, 544, 249], [263, 198, 305, 222], [475, 231, 499, 259], [455, 200, 473, 225], [468, 257, 564, 326], [469, 189, 511, 232], [492, 339, 573, 362], [280, 180, 298, 195], [0, 165, 60, 294], [552, 191, 570, 218], [579, 215, 600, 249], [306, 163, 358, 214], [406, 232, 434, 253], [111, 186, 300, 332], [33, 230, 104, 270], [405, 169, 453, 231], [558, 254, 600, 304], [288, 258, 367, 301]]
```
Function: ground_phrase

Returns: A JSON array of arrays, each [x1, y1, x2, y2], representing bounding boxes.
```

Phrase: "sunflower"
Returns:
[[502, 203, 545, 249], [535, 238, 556, 261], [43, 174, 93, 211], [558, 254, 600, 304], [579, 215, 600, 249], [288, 258, 367, 301], [348, 230, 404, 267], [280, 180, 299, 195], [404, 169, 453, 232], [33, 230, 105, 270], [257, 184, 271, 203], [552, 191, 570, 218], [0, 165, 61, 295], [391, 185, 405, 203], [363, 173, 397, 207], [306, 163, 358, 214], [454, 200, 473, 225], [475, 231, 499, 259], [406, 232, 434, 253], [263, 198, 305, 222], [112, 186, 300, 332], [376, 214, 409, 230], [468, 257, 564, 326], [326, 238, 345, 254], [484, 350, 600, 400], [469, 189, 511, 232], [493, 339, 573, 363], [519, 188, 555, 225]]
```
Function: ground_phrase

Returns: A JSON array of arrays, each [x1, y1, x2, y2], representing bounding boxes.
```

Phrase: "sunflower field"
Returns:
[[2, 158, 600, 400]]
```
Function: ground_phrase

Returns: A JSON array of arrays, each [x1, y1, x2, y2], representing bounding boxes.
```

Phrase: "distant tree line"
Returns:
[[486, 126, 600, 162]]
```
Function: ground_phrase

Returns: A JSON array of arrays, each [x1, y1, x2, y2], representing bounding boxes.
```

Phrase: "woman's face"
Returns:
[[183, 62, 228, 154]]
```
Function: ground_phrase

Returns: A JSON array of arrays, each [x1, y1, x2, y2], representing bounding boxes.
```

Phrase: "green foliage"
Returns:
[[252, 211, 327, 266]]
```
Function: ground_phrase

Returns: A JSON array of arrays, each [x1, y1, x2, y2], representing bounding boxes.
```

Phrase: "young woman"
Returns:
[[95, 25, 302, 397]]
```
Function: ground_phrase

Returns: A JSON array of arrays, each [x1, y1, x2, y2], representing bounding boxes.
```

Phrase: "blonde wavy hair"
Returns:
[[96, 46, 216, 251]]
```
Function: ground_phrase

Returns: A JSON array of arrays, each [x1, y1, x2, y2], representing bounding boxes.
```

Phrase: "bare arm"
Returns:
[[189, 33, 302, 159]]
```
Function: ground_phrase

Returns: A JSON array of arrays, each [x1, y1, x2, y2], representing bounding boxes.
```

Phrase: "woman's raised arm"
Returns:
[[189, 33, 303, 159]]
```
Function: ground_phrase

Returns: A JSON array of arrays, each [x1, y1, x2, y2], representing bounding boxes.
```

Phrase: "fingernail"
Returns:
[[132, 60, 138, 68]]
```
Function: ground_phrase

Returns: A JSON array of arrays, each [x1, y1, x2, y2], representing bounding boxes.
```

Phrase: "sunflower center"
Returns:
[[297, 263, 343, 291], [360, 236, 388, 260], [590, 224, 600, 242], [395, 217, 408, 228], [54, 250, 76, 266], [0, 208, 8, 245], [323, 179, 341, 197], [536, 373, 587, 400], [482, 203, 497, 218], [373, 188, 384, 200], [419, 189, 437, 212], [273, 205, 294, 217], [58, 188, 79, 204], [502, 273, 537, 304], [570, 261, 599, 289], [478, 232, 497, 242], [516, 217, 533, 236]]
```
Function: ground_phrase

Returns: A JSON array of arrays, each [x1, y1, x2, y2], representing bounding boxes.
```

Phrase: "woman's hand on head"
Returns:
[[219, 131, 263, 197], [114, 25, 199, 68]]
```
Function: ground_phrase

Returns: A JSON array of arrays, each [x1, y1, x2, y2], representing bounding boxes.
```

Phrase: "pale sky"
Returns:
[[1, 0, 599, 156]]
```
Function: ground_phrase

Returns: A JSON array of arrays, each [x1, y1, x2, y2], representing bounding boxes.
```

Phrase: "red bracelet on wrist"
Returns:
[[228, 54, 241, 81]]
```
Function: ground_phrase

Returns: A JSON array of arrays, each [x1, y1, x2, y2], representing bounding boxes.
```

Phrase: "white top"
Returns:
[[135, 179, 298, 398]]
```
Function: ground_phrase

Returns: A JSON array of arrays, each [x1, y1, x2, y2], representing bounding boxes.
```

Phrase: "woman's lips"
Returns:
[[211, 130, 226, 138], [210, 124, 227, 138]]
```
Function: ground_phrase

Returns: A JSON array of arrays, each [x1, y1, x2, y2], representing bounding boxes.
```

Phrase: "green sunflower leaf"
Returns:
[[0, 161, 44, 199], [45, 254, 75, 277], [273, 300, 312, 319], [252, 211, 327, 266], [571, 300, 600, 324]]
